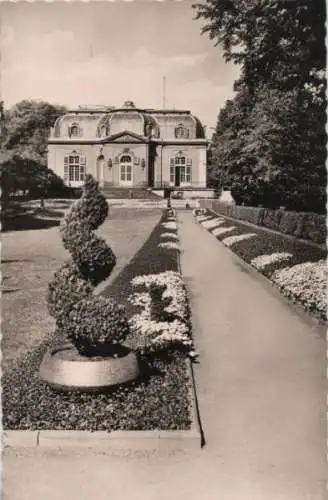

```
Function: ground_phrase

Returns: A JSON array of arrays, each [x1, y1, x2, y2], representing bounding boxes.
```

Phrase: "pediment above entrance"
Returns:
[[101, 130, 147, 144]]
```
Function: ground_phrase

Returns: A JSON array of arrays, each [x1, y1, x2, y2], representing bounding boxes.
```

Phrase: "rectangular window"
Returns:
[[65, 154, 86, 183], [180, 166, 192, 185], [170, 166, 175, 184]]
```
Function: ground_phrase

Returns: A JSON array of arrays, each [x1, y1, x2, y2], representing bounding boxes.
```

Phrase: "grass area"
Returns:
[[1, 199, 74, 232], [195, 210, 326, 321], [2, 206, 162, 371], [3, 210, 193, 431]]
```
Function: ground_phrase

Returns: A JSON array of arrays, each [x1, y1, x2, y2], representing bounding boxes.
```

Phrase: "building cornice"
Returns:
[[48, 138, 208, 146], [152, 138, 208, 146]]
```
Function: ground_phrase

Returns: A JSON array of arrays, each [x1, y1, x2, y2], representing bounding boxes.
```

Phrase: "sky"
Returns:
[[1, 0, 240, 136]]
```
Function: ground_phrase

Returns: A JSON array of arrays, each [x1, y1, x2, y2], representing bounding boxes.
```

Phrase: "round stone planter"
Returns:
[[39, 343, 140, 392]]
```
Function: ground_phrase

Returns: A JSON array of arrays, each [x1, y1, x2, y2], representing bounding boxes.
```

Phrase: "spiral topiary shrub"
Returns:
[[47, 174, 130, 356]]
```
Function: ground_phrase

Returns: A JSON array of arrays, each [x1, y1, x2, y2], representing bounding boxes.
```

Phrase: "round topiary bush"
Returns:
[[47, 174, 130, 356]]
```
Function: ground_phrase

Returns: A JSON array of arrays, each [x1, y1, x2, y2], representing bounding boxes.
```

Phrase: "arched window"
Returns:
[[69, 123, 82, 137], [174, 124, 189, 139], [64, 151, 86, 183]]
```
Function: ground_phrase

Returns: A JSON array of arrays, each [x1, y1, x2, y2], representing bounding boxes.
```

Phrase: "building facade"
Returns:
[[48, 101, 208, 189]]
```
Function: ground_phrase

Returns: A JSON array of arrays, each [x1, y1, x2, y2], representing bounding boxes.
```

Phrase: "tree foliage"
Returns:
[[194, 0, 326, 212], [1, 100, 67, 202], [2, 100, 66, 164]]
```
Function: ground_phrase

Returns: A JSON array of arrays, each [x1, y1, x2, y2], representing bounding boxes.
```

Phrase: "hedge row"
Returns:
[[199, 201, 326, 245]]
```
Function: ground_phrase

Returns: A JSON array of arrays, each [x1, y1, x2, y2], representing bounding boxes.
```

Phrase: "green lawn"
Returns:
[[2, 205, 162, 372]]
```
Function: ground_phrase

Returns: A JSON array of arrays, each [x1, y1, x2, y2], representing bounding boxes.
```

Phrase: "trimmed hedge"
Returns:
[[200, 201, 326, 245], [2, 210, 192, 431]]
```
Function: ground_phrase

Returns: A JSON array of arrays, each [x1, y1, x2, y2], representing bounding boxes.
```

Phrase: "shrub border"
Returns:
[[200, 201, 326, 251], [4, 210, 202, 451]]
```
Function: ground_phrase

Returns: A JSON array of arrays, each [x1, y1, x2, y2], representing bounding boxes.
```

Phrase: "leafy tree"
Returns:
[[1, 155, 68, 207], [194, 0, 326, 213], [2, 100, 66, 164], [1, 100, 67, 206]]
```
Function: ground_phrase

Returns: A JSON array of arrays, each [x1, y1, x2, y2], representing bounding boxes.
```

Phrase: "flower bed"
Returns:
[[160, 232, 179, 241], [222, 233, 257, 247], [200, 201, 326, 244], [194, 210, 327, 321], [251, 252, 293, 271], [272, 261, 327, 319], [158, 241, 181, 252], [3, 210, 194, 431]]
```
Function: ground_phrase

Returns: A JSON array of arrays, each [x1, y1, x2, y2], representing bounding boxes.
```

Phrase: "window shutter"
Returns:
[[80, 156, 86, 180], [186, 158, 192, 166], [64, 156, 69, 181], [170, 157, 175, 167]]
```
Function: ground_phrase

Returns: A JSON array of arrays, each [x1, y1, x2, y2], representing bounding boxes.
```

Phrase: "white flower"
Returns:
[[158, 241, 180, 252], [251, 252, 293, 270], [160, 232, 179, 241], [196, 215, 212, 222], [131, 271, 188, 321], [201, 218, 224, 229], [222, 233, 257, 247], [272, 260, 327, 318], [128, 292, 151, 308], [211, 226, 236, 237], [210, 222, 227, 234], [162, 222, 177, 230], [129, 270, 195, 353]]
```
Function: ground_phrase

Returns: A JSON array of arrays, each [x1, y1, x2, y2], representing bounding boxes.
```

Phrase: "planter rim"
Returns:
[[39, 343, 140, 392]]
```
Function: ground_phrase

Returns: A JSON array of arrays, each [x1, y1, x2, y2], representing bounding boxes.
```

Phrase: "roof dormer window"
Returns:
[[69, 123, 82, 138], [175, 123, 189, 139]]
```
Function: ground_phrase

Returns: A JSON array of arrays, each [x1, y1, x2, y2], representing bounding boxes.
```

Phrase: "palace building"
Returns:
[[47, 100, 208, 190]]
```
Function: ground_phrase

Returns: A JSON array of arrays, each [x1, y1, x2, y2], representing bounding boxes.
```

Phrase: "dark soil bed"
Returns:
[[206, 210, 325, 277], [3, 211, 192, 432]]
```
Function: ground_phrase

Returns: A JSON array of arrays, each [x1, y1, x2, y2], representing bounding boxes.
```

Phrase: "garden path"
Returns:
[[3, 210, 326, 500], [178, 210, 326, 499]]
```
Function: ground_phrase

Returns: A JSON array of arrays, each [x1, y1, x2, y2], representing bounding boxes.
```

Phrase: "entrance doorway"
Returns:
[[119, 154, 133, 186], [170, 155, 192, 187], [96, 155, 104, 186]]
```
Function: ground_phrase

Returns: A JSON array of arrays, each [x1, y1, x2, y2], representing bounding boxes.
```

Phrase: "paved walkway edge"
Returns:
[[3, 360, 202, 451], [196, 217, 327, 333]]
